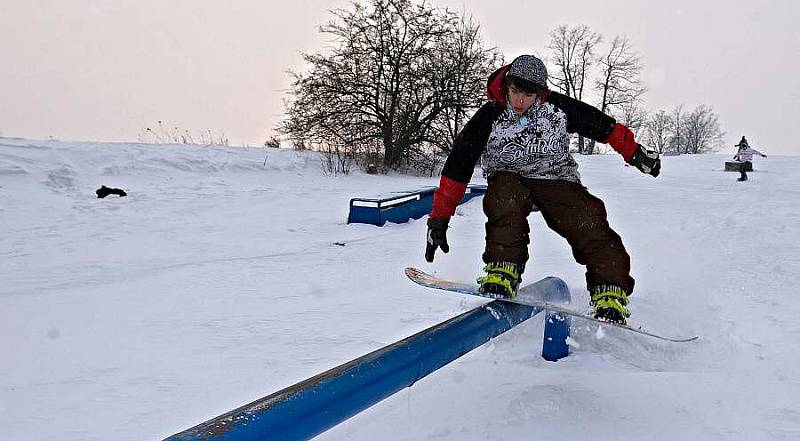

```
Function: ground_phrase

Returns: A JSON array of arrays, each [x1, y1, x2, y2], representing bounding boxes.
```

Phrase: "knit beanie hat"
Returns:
[[506, 55, 548, 92]]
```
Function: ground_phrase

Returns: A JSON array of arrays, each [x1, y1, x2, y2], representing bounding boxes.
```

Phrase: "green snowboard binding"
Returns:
[[477, 262, 522, 299], [591, 284, 631, 325]]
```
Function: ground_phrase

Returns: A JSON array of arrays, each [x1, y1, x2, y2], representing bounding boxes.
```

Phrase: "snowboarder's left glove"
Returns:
[[425, 217, 450, 262], [629, 144, 661, 177]]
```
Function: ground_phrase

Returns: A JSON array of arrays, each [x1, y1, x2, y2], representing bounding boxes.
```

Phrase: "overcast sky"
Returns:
[[2, 0, 799, 154]]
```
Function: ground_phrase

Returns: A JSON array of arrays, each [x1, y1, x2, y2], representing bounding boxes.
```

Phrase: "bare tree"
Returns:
[[428, 15, 502, 154], [547, 24, 601, 154], [582, 36, 646, 154], [594, 101, 648, 154], [595, 36, 646, 114], [641, 110, 672, 153], [618, 101, 648, 131], [683, 105, 725, 154], [281, 0, 501, 172], [667, 104, 686, 154]]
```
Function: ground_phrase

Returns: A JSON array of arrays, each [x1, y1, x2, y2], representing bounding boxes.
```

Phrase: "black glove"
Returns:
[[629, 144, 661, 177], [425, 217, 450, 262]]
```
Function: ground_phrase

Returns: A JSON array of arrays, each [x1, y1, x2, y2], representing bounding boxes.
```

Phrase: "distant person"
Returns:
[[733, 136, 767, 181], [423, 54, 661, 325]]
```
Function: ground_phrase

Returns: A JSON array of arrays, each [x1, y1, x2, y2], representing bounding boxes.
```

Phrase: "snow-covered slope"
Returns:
[[2, 138, 798, 440]]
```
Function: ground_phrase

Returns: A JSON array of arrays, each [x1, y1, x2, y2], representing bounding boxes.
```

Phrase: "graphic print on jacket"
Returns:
[[482, 99, 581, 182]]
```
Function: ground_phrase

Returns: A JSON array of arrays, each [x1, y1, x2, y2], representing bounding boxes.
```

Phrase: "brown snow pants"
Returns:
[[482, 171, 635, 294]]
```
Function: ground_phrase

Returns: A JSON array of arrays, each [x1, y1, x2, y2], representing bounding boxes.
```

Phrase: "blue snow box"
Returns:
[[347, 185, 486, 226]]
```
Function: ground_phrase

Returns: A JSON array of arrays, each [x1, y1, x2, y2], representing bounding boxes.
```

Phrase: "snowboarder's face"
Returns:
[[508, 83, 536, 115]]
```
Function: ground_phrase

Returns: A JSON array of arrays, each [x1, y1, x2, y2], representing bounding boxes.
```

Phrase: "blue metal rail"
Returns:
[[347, 184, 487, 226], [164, 277, 570, 441]]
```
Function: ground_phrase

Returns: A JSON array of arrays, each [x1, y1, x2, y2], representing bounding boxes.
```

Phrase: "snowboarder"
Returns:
[[424, 54, 661, 324], [733, 136, 766, 181]]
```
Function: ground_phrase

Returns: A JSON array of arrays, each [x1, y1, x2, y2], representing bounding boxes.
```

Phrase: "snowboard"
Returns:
[[405, 267, 698, 343]]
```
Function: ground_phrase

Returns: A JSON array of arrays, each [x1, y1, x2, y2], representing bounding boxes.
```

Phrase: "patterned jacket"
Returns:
[[430, 64, 639, 218], [734, 146, 765, 162]]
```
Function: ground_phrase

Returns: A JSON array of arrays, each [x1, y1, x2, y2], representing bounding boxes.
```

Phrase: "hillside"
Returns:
[[2, 138, 798, 440]]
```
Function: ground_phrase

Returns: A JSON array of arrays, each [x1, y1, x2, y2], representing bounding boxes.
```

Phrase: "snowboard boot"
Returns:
[[477, 262, 522, 299], [590, 284, 631, 324]]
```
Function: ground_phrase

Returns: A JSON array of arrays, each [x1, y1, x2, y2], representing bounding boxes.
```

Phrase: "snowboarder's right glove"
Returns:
[[425, 217, 450, 262], [629, 144, 661, 177]]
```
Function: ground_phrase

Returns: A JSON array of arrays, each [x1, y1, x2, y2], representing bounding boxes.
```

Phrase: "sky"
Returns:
[[2, 0, 799, 154]]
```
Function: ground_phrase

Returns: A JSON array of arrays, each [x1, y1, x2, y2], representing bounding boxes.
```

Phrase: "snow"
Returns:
[[2, 138, 799, 440]]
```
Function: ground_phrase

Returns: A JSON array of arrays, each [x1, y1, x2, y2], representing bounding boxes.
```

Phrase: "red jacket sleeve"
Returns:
[[604, 123, 638, 162], [430, 176, 468, 219]]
